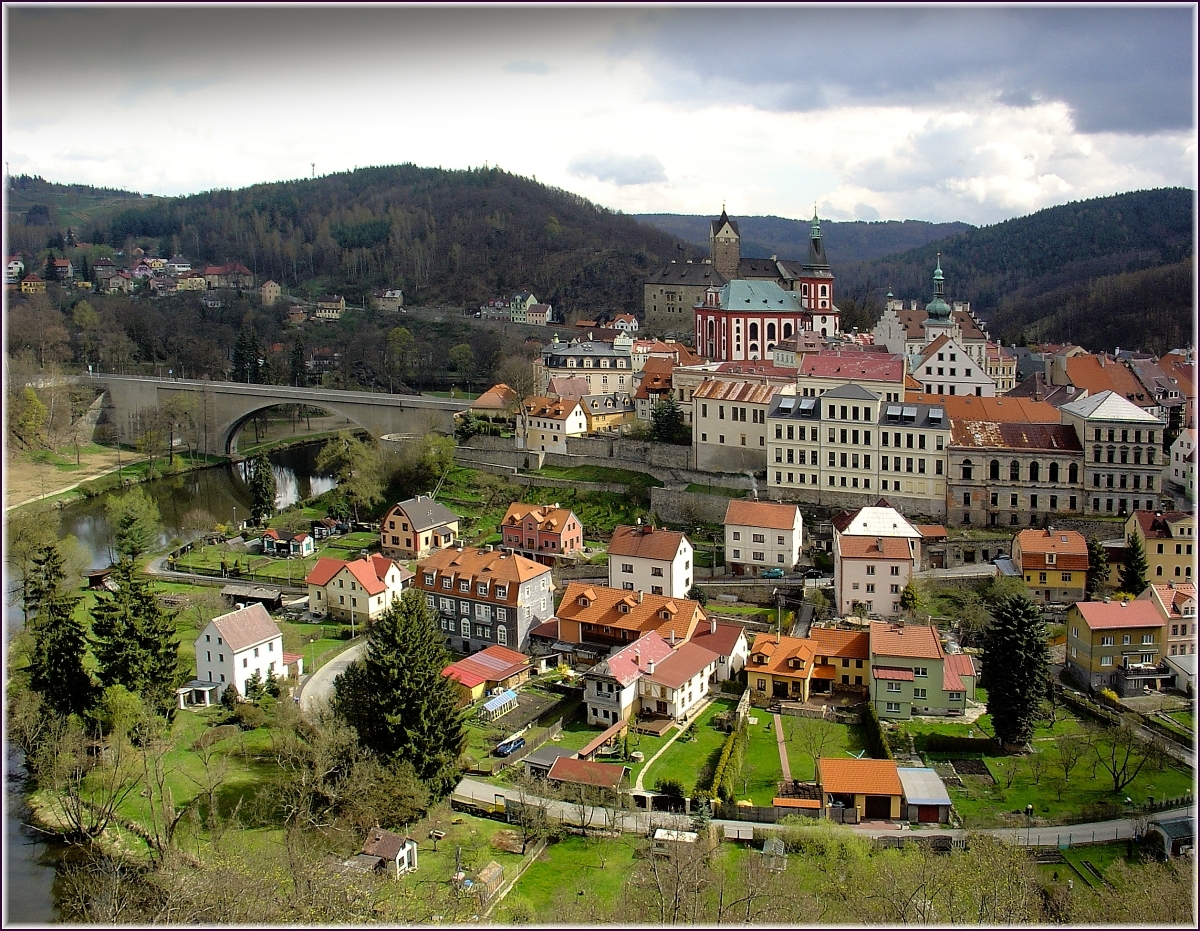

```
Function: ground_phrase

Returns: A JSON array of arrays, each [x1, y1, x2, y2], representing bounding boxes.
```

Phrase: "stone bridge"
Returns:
[[91, 374, 469, 456]]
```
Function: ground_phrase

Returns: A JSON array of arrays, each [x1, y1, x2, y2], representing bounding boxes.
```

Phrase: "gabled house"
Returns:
[[260, 280, 281, 307], [724, 499, 803, 575], [833, 500, 921, 619], [818, 757, 903, 821], [500, 502, 584, 565], [517, 395, 588, 453], [581, 392, 637, 434], [305, 555, 409, 625], [1165, 428, 1196, 501], [20, 273, 46, 294], [611, 313, 639, 333], [360, 827, 418, 877], [194, 603, 285, 700], [688, 617, 749, 681], [6, 255, 25, 282], [633, 358, 675, 421], [912, 333, 997, 397], [51, 257, 74, 280], [555, 582, 705, 649], [178, 270, 207, 290], [314, 294, 346, 320], [470, 383, 518, 416], [607, 525, 693, 598], [869, 621, 970, 719], [1137, 582, 1196, 662], [1066, 598, 1168, 696], [584, 631, 675, 726], [371, 288, 405, 312], [746, 632, 817, 702], [1122, 509, 1196, 585], [380, 495, 459, 560], [525, 303, 552, 326], [202, 262, 254, 289], [442, 644, 533, 704], [260, 528, 314, 557], [637, 640, 719, 723], [1011, 528, 1089, 604]]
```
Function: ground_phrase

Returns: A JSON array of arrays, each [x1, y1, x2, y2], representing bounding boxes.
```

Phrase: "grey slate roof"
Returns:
[[646, 262, 727, 287], [394, 496, 459, 532], [897, 767, 952, 806], [211, 603, 281, 653]]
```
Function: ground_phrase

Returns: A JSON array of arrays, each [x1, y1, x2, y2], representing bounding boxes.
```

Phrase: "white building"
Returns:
[[516, 396, 588, 453], [584, 632, 675, 726], [723, 499, 803, 575], [912, 334, 997, 398], [636, 641, 719, 722], [607, 524, 694, 598], [833, 499, 922, 618], [1165, 428, 1196, 501], [689, 618, 750, 682], [194, 603, 285, 700]]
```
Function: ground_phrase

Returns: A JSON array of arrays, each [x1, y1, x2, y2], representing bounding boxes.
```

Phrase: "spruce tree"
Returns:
[[248, 453, 277, 527], [90, 558, 182, 716], [650, 395, 691, 445], [1119, 532, 1149, 596], [290, 337, 307, 387], [981, 592, 1049, 750], [332, 588, 466, 797], [1085, 535, 1110, 598], [25, 542, 95, 717]]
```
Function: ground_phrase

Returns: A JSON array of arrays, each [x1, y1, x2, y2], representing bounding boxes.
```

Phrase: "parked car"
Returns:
[[494, 736, 525, 758], [761, 568, 785, 579], [804, 568, 826, 579]]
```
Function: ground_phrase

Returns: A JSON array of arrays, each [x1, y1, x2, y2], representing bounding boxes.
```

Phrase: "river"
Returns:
[[3, 442, 337, 923]]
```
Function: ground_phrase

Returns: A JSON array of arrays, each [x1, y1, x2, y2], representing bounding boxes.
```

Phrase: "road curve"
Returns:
[[298, 640, 367, 716]]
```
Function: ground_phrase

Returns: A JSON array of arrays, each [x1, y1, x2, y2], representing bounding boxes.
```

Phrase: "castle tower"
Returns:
[[709, 207, 741, 281]]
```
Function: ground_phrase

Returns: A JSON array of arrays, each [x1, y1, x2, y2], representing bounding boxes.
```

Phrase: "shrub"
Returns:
[[234, 702, 266, 730], [654, 777, 684, 798], [861, 703, 894, 760]]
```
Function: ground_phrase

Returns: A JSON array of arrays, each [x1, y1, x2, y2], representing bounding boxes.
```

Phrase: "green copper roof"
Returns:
[[926, 253, 951, 320]]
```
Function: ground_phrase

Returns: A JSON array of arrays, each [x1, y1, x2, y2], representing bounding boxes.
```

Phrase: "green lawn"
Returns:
[[532, 465, 663, 489], [171, 531, 380, 585], [641, 699, 737, 794], [778, 717, 874, 783], [685, 483, 748, 498], [497, 834, 638, 922], [740, 717, 787, 806]]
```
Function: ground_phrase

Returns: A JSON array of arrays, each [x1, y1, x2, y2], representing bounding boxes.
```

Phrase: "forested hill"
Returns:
[[635, 214, 973, 264], [834, 188, 1195, 354], [59, 164, 687, 315]]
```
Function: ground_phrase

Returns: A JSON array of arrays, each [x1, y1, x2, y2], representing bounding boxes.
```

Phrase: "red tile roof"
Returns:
[[529, 619, 560, 640], [556, 583, 702, 644], [210, 603, 281, 653], [1015, 529, 1089, 571], [646, 641, 719, 690], [724, 499, 800, 531], [1065, 354, 1149, 404], [689, 620, 747, 659], [907, 394, 1061, 423], [443, 645, 531, 690], [869, 622, 945, 661], [1132, 510, 1194, 540], [838, 537, 915, 560], [809, 627, 869, 660], [417, 545, 551, 589], [1074, 600, 1165, 631], [607, 525, 688, 561], [747, 633, 814, 678], [818, 758, 903, 796], [799, 352, 905, 383], [547, 756, 628, 790], [942, 653, 976, 692], [598, 632, 676, 687], [692, 379, 780, 404], [1143, 582, 1197, 618], [872, 666, 915, 681]]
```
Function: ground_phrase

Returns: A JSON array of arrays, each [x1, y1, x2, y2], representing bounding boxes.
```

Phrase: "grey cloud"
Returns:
[[567, 151, 666, 186], [854, 203, 880, 222], [502, 60, 550, 75], [617, 7, 1194, 135]]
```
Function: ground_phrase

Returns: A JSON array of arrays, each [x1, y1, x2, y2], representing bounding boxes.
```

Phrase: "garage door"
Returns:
[[917, 805, 940, 823], [864, 795, 891, 819]]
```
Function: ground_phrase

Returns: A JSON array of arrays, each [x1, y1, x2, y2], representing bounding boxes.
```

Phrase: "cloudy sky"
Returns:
[[3, 5, 1196, 225]]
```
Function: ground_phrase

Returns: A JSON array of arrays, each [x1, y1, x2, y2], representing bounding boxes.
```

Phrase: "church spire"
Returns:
[[925, 253, 951, 321], [805, 206, 828, 269]]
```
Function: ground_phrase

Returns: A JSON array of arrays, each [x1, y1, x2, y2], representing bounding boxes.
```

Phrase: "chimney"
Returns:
[[876, 537, 883, 553], [670, 630, 677, 646], [647, 659, 656, 675], [633, 649, 640, 666], [710, 616, 717, 635], [637, 590, 644, 603]]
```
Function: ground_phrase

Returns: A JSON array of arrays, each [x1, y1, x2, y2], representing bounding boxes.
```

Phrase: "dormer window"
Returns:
[[579, 597, 590, 607], [1045, 553, 1057, 565]]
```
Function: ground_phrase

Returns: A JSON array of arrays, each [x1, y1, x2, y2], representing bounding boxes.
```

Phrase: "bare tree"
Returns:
[[1092, 716, 1155, 793], [1053, 733, 1088, 784], [787, 713, 837, 781]]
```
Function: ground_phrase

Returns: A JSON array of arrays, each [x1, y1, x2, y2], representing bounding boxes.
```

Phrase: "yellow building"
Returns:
[[1124, 510, 1196, 585], [1012, 528, 1089, 603], [20, 274, 46, 294]]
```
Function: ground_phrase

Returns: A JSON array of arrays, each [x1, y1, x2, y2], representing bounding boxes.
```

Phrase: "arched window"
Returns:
[[1068, 463, 1079, 483], [820, 327, 827, 337], [820, 285, 827, 296], [1049, 462, 1059, 482], [707, 320, 715, 337], [990, 459, 1001, 480], [749, 322, 759, 340], [961, 460, 974, 481], [783, 322, 793, 338], [1010, 461, 1020, 481], [802, 284, 809, 296], [767, 322, 776, 341], [1029, 461, 1040, 482]]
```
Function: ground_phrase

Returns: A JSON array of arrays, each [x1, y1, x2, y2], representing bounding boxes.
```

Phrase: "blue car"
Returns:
[[761, 568, 785, 579], [495, 736, 525, 757]]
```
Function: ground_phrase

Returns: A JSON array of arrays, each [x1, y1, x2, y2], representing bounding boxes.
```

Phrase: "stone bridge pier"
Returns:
[[92, 374, 469, 457]]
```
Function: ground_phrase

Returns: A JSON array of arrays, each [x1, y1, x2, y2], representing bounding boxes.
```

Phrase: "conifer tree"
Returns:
[[1086, 535, 1110, 598], [981, 592, 1049, 750], [289, 337, 307, 387], [90, 558, 182, 716], [248, 453, 277, 526], [650, 394, 691, 445], [1119, 532, 1149, 596], [332, 588, 466, 797], [25, 542, 95, 717]]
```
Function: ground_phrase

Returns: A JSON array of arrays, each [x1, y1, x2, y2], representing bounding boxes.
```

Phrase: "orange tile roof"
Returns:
[[442, 645, 531, 689], [305, 556, 348, 588], [1074, 600, 1165, 631], [1143, 582, 1197, 618], [818, 757, 902, 796], [1015, 529, 1089, 571], [869, 622, 945, 661], [724, 499, 800, 531], [522, 395, 584, 422], [747, 633, 815, 678], [1065, 354, 1148, 404], [905, 394, 1061, 423], [472, 383, 518, 410], [417, 545, 551, 587], [917, 525, 948, 540], [692, 379, 780, 404], [809, 627, 870, 660], [838, 537, 915, 560], [607, 525, 688, 561], [502, 502, 578, 533], [556, 582, 702, 643], [872, 666, 915, 681]]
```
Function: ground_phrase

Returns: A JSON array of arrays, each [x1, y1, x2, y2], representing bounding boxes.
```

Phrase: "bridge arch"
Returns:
[[217, 402, 372, 457]]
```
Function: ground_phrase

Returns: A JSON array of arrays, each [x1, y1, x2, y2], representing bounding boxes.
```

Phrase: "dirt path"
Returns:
[[5, 448, 145, 511], [773, 713, 792, 782]]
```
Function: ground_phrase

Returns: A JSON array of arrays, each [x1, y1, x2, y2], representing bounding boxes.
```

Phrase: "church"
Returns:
[[643, 208, 842, 354]]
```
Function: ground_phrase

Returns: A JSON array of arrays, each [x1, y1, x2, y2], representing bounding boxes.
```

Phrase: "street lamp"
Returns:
[[232, 506, 237, 532]]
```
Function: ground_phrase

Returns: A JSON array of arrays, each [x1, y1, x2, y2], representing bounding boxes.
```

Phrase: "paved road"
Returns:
[[453, 775, 1195, 846], [297, 640, 367, 715]]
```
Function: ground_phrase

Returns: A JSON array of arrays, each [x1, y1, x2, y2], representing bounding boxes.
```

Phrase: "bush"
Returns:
[[861, 703, 894, 760], [703, 721, 747, 803], [654, 777, 684, 798], [234, 702, 266, 730]]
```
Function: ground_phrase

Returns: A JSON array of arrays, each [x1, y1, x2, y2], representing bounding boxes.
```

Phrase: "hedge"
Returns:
[[861, 703, 894, 760], [701, 720, 747, 803]]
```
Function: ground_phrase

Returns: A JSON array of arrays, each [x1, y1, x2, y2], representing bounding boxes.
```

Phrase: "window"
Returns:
[[1101, 636, 1114, 646], [651, 567, 664, 577], [460, 618, 470, 637], [1062, 573, 1072, 583], [652, 585, 663, 595], [913, 667, 928, 677], [752, 533, 765, 543], [1142, 633, 1154, 644], [886, 681, 901, 693], [621, 563, 633, 573], [885, 702, 901, 713], [913, 688, 927, 699], [1100, 655, 1113, 667], [890, 566, 900, 576], [866, 565, 875, 575], [890, 584, 900, 594]]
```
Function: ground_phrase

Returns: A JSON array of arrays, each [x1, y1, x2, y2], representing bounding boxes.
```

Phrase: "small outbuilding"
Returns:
[[478, 689, 519, 722], [1147, 816, 1195, 859], [360, 826, 419, 877], [896, 767, 953, 823], [522, 746, 578, 779], [817, 757, 904, 821]]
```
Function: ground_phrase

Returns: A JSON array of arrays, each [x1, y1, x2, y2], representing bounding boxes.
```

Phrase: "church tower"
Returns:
[[709, 207, 741, 281], [797, 207, 835, 312], [922, 253, 957, 344]]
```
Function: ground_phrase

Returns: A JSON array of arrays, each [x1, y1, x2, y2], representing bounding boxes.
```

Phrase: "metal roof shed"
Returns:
[[897, 766, 953, 824]]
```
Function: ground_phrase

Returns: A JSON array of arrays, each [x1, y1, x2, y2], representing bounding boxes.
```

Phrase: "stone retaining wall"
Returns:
[[650, 488, 738, 524]]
